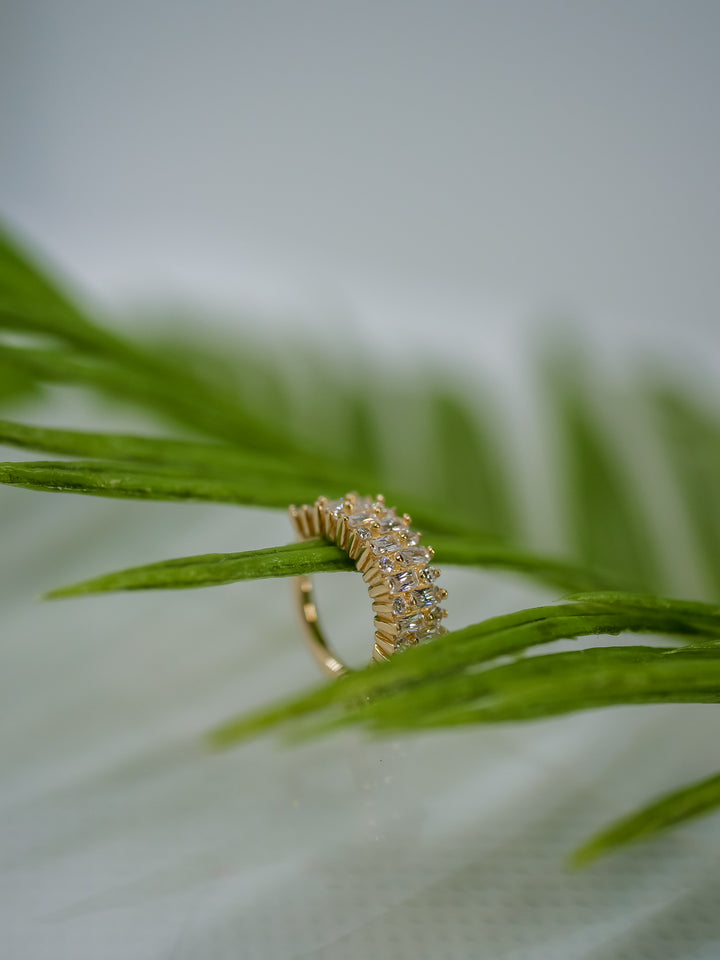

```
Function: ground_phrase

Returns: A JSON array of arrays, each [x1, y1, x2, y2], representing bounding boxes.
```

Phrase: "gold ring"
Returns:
[[289, 493, 449, 677]]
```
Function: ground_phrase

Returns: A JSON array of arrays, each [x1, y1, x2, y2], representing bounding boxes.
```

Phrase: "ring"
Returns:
[[289, 492, 449, 677]]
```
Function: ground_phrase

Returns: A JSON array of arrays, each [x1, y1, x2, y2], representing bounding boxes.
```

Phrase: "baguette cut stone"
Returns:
[[412, 587, 437, 608], [397, 612, 426, 637], [378, 515, 404, 534], [348, 509, 376, 527], [400, 546, 430, 566], [378, 556, 395, 573], [417, 622, 442, 642], [372, 535, 401, 554], [388, 570, 418, 594]]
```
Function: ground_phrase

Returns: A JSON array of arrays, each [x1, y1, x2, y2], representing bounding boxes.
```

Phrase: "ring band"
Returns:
[[290, 493, 449, 677]]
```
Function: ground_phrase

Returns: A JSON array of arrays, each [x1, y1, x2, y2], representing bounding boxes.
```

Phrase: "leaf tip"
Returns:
[[566, 841, 604, 871], [205, 717, 261, 750], [41, 587, 72, 601], [42, 583, 88, 600]]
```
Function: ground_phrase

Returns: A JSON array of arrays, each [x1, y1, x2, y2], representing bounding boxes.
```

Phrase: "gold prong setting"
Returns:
[[290, 492, 449, 663]]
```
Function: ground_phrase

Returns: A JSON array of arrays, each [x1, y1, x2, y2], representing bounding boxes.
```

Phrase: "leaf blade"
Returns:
[[0, 417, 299, 477], [431, 534, 617, 592], [209, 599, 720, 745], [428, 387, 516, 539], [652, 385, 720, 600], [46, 541, 352, 598], [0, 219, 107, 348], [548, 354, 662, 592], [571, 769, 720, 866], [0, 459, 326, 508]]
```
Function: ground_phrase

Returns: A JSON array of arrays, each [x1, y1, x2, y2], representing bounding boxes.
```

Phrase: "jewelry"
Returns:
[[290, 493, 448, 677]]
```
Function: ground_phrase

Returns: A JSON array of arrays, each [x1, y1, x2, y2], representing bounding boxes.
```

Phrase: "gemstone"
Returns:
[[397, 612, 426, 637], [348, 509, 376, 527], [392, 597, 407, 616], [412, 587, 437, 609], [388, 570, 418, 594], [378, 556, 394, 573], [402, 531, 421, 546], [356, 527, 371, 540], [372, 535, 401, 554], [428, 605, 444, 623], [400, 546, 430, 566], [377, 514, 404, 534], [420, 567, 440, 583], [416, 622, 441, 642], [324, 498, 344, 516]]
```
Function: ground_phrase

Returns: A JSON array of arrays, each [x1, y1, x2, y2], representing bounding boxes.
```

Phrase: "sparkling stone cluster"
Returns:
[[317, 492, 449, 653]]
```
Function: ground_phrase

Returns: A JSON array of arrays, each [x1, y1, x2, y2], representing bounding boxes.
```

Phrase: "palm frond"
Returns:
[[547, 353, 663, 592], [2, 217, 720, 863], [209, 594, 720, 744], [652, 383, 720, 599]]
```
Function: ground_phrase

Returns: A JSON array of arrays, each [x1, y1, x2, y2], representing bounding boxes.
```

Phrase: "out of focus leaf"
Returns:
[[0, 354, 37, 405], [549, 357, 662, 592], [428, 388, 516, 539], [571, 769, 720, 866], [0, 418, 494, 540], [430, 535, 615, 592], [653, 385, 720, 600], [0, 221, 107, 348], [0, 417, 298, 477]]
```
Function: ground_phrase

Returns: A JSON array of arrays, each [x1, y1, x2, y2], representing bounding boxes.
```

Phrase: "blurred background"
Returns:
[[2, 3, 720, 959], [2, 1, 719, 371]]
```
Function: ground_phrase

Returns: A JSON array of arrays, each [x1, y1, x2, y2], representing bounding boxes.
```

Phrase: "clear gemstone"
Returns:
[[348, 509, 376, 527], [377, 514, 404, 534], [372, 535, 401, 554], [356, 527, 371, 540], [400, 546, 430, 566], [392, 597, 407, 616], [388, 570, 418, 594], [378, 556, 394, 573], [428, 605, 444, 623], [416, 622, 441, 642], [420, 567, 440, 583], [397, 612, 426, 637], [402, 532, 421, 546], [324, 498, 344, 516], [412, 587, 437, 608]]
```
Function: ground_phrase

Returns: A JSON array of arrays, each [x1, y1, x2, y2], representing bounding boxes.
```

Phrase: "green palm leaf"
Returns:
[[547, 354, 663, 592], [571, 770, 720, 866], [2, 217, 720, 864]]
